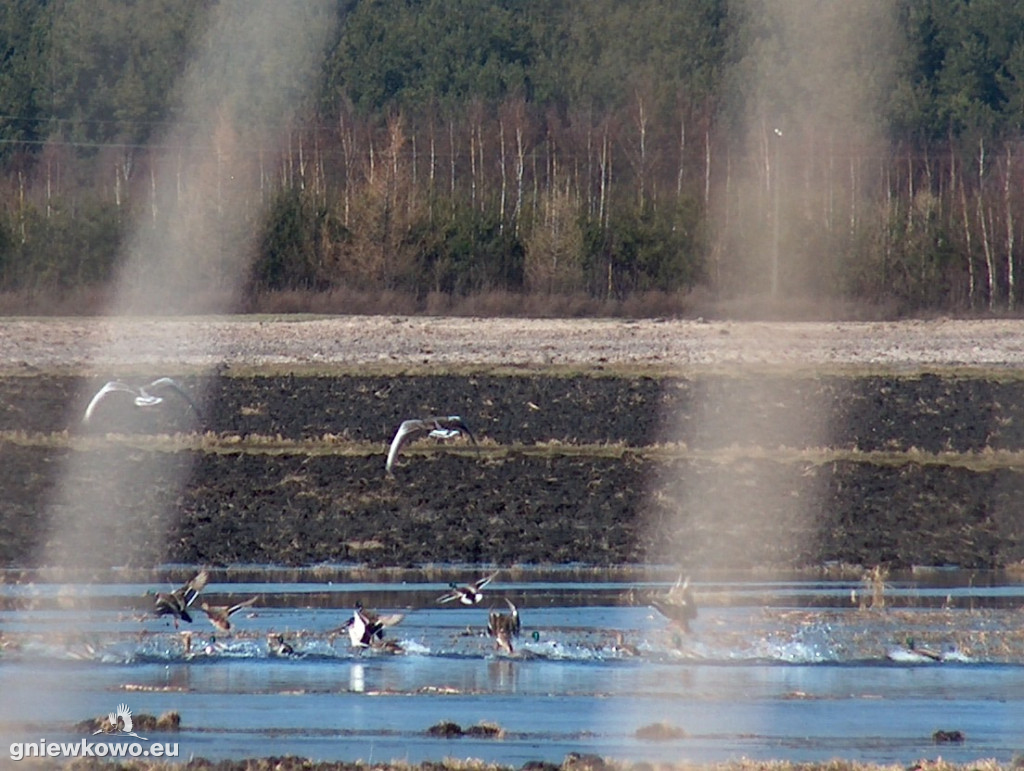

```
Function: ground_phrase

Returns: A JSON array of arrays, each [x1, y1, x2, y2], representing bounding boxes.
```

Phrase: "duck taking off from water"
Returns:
[[200, 595, 259, 632], [151, 570, 209, 628], [438, 571, 499, 605], [487, 598, 521, 654], [267, 633, 295, 657], [340, 602, 405, 648], [650, 575, 698, 634], [385, 416, 477, 474], [84, 377, 202, 424]]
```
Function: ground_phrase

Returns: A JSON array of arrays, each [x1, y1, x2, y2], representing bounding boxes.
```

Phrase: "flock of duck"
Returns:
[[89, 376, 697, 655], [148, 568, 622, 657]]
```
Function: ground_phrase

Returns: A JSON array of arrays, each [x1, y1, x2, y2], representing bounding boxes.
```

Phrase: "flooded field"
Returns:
[[2, 568, 1024, 766]]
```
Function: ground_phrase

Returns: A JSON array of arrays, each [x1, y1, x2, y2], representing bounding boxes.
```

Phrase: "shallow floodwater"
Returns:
[[2, 568, 1024, 766]]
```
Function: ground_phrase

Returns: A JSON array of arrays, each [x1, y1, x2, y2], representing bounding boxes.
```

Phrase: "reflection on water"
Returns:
[[1, 569, 1024, 765]]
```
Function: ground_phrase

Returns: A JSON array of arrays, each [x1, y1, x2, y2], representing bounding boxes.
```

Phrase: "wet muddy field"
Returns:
[[3, 372, 1024, 570]]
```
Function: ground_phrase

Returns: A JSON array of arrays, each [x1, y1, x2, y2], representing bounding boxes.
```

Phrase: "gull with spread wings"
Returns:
[[84, 377, 202, 424], [385, 415, 477, 474]]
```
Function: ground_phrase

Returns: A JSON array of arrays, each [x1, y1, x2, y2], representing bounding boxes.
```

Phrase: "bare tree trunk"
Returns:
[[1006, 143, 1015, 310], [17, 170, 25, 242], [978, 138, 995, 310], [514, 122, 524, 235], [476, 118, 484, 211], [598, 127, 609, 229], [409, 133, 417, 218], [498, 119, 507, 230], [635, 93, 647, 209], [315, 128, 324, 202], [956, 157, 975, 309], [469, 121, 477, 210], [339, 114, 353, 228], [46, 157, 52, 219], [676, 112, 686, 199], [429, 121, 436, 224], [704, 122, 711, 211], [448, 119, 456, 199]]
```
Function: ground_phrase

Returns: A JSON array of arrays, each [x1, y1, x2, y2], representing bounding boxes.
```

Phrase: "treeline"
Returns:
[[2, 0, 1024, 315]]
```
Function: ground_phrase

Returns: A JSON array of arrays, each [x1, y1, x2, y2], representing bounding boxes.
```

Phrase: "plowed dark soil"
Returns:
[[3, 372, 1024, 570]]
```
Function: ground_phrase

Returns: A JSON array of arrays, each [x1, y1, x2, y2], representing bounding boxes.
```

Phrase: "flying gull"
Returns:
[[385, 415, 477, 474], [84, 377, 203, 424]]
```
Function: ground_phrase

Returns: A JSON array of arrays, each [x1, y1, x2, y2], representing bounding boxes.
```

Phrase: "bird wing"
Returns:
[[226, 595, 259, 616], [147, 377, 203, 420], [200, 603, 231, 630], [650, 598, 695, 627], [386, 420, 427, 473], [443, 416, 478, 445], [83, 381, 137, 422], [504, 598, 520, 635], [375, 612, 404, 629], [116, 704, 133, 734], [179, 570, 209, 607], [436, 586, 462, 604], [474, 572, 498, 591]]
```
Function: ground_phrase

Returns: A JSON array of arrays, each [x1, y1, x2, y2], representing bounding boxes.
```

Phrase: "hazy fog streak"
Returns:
[[44, 0, 333, 573], [4, 2, 334, 731], [643, 0, 896, 655]]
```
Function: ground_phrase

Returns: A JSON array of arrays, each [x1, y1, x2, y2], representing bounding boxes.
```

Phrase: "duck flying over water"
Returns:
[[151, 570, 209, 628], [340, 602, 405, 649], [487, 598, 521, 654], [438, 571, 499, 605], [385, 415, 478, 474], [650, 575, 698, 634], [84, 377, 203, 424], [200, 595, 259, 632]]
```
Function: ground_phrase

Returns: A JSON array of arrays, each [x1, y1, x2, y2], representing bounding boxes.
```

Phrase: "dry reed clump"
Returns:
[[425, 720, 506, 739], [634, 722, 688, 741], [73, 710, 181, 734]]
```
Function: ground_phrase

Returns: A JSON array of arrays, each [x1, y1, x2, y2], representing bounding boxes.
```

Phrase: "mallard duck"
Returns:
[[438, 571, 498, 605], [650, 575, 697, 634], [340, 602, 404, 648], [487, 598, 521, 654], [151, 570, 209, 628], [386, 415, 478, 473], [84, 377, 203, 424], [200, 595, 258, 632], [267, 633, 295, 656]]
